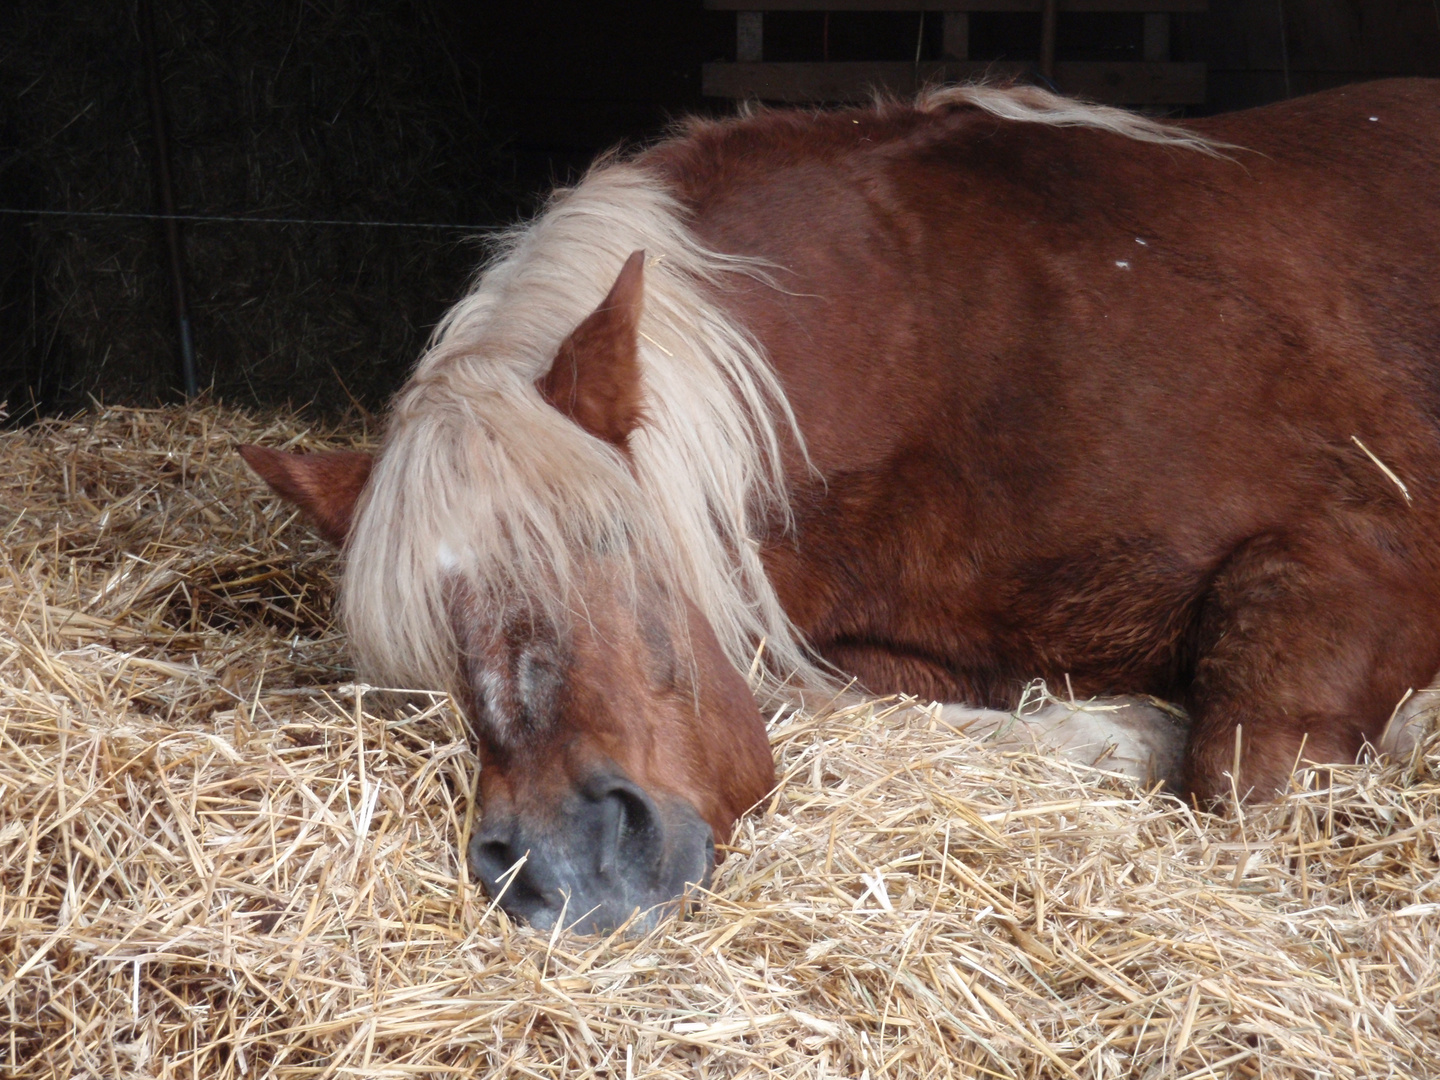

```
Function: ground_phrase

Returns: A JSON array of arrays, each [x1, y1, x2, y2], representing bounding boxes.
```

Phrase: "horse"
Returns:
[[240, 79, 1440, 934]]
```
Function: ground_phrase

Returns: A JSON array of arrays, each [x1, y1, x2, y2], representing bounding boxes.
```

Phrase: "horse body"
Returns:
[[652, 80, 1440, 799], [242, 79, 1440, 932]]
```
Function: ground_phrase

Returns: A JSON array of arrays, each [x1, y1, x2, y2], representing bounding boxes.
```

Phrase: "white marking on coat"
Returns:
[[479, 669, 508, 734], [1379, 680, 1440, 759], [939, 692, 1187, 786], [437, 543, 461, 571]]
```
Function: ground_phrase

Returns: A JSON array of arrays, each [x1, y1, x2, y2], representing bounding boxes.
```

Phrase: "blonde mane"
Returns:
[[342, 163, 827, 697], [918, 83, 1227, 155], [342, 85, 1219, 702]]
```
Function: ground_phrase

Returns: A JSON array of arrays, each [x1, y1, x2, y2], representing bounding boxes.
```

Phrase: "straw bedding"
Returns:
[[3, 404, 1439, 1079]]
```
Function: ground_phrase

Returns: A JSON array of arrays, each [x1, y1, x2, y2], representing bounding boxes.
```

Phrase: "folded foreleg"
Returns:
[[938, 686, 1189, 788]]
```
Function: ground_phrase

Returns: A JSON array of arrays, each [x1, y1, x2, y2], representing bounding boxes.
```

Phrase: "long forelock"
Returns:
[[341, 163, 831, 699]]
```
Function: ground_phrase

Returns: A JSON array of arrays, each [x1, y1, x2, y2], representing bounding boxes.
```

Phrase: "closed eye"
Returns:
[[515, 646, 564, 725]]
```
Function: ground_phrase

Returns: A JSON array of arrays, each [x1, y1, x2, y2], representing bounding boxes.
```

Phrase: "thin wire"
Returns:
[[0, 206, 481, 230]]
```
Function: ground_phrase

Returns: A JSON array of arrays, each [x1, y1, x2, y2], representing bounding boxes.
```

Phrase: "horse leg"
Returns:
[[940, 695, 1188, 788], [1184, 532, 1440, 802], [1380, 675, 1440, 759], [825, 642, 1190, 786]]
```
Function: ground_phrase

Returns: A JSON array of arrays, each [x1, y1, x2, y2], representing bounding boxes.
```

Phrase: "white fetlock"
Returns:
[[1378, 682, 1440, 759], [938, 682, 1189, 787]]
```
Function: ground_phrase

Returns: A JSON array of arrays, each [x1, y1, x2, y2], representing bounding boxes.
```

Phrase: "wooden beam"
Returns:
[[1143, 12, 1170, 62], [1039, 0, 1058, 80], [701, 60, 1206, 105], [942, 12, 968, 60], [737, 11, 763, 62], [705, 1, 1207, 12], [1056, 59, 1202, 102]]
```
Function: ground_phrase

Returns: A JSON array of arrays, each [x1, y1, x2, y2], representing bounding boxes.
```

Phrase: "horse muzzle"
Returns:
[[468, 768, 715, 934]]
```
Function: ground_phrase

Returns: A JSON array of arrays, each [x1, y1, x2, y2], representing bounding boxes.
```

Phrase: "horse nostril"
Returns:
[[595, 781, 663, 883], [469, 832, 551, 916], [469, 777, 715, 934], [473, 838, 517, 882]]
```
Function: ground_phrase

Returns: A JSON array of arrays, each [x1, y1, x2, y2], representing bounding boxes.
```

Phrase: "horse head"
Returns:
[[240, 252, 776, 934]]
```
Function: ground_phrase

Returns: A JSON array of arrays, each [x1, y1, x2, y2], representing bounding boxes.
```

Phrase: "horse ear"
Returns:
[[538, 249, 646, 451], [238, 445, 373, 547]]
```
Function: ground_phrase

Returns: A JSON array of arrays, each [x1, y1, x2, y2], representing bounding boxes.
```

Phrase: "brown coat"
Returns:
[[647, 80, 1440, 798]]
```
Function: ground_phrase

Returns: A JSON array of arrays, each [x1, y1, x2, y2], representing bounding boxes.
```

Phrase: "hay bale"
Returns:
[[2, 404, 1439, 1078], [0, 0, 515, 416]]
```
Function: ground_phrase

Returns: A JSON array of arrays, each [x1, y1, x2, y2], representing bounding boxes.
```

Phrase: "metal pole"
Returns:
[[137, 0, 198, 399], [1039, 0, 1059, 83]]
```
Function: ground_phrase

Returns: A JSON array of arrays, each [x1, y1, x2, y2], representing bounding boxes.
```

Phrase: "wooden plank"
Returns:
[[1053, 59, 1203, 102], [701, 60, 1206, 104], [737, 10, 763, 61], [705, 2, 1207, 12], [704, 60, 991, 102], [1142, 12, 1170, 62], [942, 12, 968, 60]]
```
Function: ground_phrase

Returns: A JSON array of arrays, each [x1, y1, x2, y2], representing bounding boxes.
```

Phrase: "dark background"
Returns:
[[459, 2, 1440, 185], [2, 1, 1437, 421]]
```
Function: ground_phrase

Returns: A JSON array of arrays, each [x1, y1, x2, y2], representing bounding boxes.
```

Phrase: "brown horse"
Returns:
[[241, 79, 1440, 934]]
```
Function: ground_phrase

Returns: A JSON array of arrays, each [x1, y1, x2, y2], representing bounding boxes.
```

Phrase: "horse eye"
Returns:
[[636, 605, 680, 688], [515, 647, 563, 723]]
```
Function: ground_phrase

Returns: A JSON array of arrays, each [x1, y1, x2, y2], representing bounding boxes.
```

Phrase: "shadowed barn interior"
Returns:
[[3, 3, 1440, 1078]]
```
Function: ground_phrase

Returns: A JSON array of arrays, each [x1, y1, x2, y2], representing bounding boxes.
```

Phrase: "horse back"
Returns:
[[644, 79, 1440, 705]]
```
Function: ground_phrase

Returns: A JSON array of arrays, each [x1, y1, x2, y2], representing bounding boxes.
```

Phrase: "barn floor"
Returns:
[[2, 405, 1438, 1078]]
